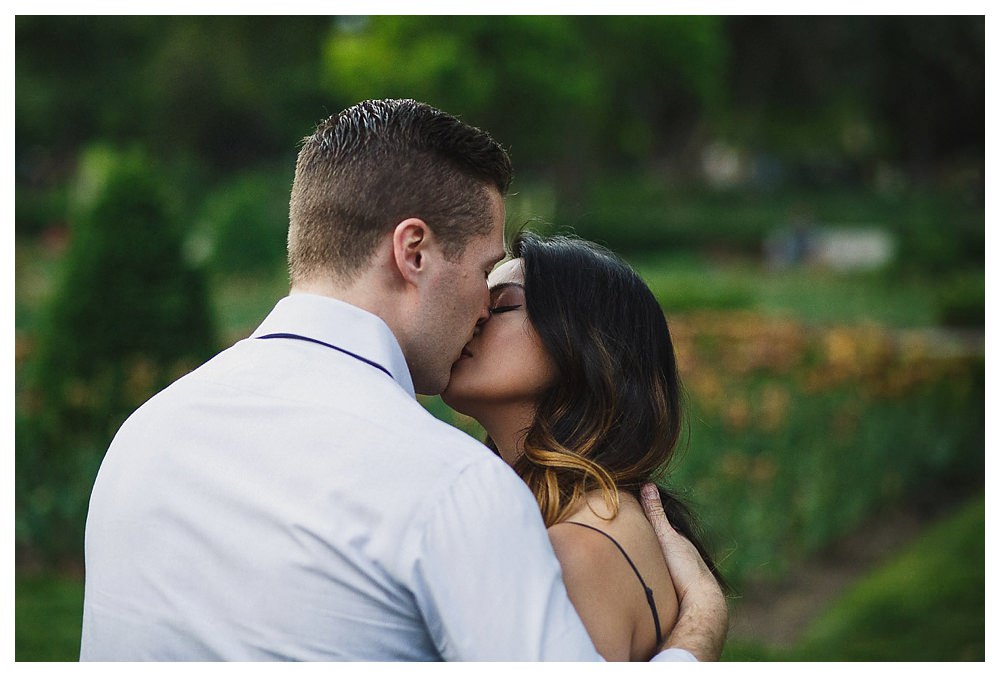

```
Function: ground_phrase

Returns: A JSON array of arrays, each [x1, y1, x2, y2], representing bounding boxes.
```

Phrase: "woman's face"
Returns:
[[442, 258, 557, 417]]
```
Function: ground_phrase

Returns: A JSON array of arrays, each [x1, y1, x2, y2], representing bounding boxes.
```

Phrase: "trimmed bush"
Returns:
[[18, 145, 217, 564]]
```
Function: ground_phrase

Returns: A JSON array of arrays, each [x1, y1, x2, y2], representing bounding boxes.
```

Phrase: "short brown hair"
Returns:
[[287, 99, 513, 283]]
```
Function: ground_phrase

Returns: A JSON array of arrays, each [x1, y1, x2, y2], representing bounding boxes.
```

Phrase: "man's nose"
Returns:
[[473, 312, 488, 335], [473, 297, 490, 334], [476, 292, 490, 323]]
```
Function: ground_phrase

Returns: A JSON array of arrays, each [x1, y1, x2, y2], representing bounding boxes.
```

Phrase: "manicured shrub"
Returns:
[[18, 145, 217, 564]]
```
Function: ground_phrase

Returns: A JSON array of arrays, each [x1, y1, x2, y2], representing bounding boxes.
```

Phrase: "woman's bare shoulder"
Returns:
[[547, 505, 652, 661], [556, 490, 681, 655], [547, 519, 635, 573], [560, 489, 669, 552]]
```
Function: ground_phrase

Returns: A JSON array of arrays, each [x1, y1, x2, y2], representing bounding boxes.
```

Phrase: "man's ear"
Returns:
[[392, 218, 432, 286]]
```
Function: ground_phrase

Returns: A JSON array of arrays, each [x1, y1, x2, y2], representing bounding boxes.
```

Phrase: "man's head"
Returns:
[[287, 99, 512, 395], [288, 99, 512, 285]]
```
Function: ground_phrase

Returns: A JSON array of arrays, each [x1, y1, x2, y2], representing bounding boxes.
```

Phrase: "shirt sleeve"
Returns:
[[652, 648, 699, 662], [406, 456, 604, 661]]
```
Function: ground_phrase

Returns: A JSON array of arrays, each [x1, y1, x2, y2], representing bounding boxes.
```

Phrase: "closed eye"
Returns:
[[489, 304, 522, 315]]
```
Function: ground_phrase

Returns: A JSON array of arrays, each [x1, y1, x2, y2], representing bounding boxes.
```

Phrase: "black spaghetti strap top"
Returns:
[[564, 521, 664, 646]]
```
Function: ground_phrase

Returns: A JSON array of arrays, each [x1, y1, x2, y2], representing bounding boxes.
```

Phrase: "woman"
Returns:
[[442, 232, 723, 661]]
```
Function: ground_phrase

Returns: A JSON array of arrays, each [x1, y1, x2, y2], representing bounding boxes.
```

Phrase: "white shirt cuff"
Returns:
[[651, 648, 699, 662]]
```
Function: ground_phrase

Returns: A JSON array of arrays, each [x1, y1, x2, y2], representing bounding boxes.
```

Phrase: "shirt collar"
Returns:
[[251, 293, 416, 398]]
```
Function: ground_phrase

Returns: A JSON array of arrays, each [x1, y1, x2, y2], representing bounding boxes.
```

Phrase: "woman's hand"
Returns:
[[640, 483, 728, 661]]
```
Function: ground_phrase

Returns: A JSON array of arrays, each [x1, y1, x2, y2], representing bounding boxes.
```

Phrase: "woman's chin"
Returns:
[[440, 382, 469, 414], [441, 383, 484, 421]]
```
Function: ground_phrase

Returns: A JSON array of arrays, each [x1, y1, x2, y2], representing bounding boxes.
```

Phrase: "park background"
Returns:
[[13, 15, 984, 661]]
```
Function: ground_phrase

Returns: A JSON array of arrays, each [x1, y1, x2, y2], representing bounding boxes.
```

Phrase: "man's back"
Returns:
[[81, 295, 590, 660]]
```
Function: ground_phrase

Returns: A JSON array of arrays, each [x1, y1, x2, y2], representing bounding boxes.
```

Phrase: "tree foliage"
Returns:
[[15, 16, 983, 245], [322, 16, 727, 188], [723, 16, 984, 175]]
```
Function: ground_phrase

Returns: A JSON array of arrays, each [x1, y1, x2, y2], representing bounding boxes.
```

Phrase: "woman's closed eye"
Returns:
[[489, 304, 522, 315], [487, 282, 526, 315]]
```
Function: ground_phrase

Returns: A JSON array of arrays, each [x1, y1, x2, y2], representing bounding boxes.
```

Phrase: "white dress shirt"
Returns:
[[80, 293, 695, 661]]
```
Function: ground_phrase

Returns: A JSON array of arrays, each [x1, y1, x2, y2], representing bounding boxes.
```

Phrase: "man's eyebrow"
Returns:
[[488, 281, 525, 294]]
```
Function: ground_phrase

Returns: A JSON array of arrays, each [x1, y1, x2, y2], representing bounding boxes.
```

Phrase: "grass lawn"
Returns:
[[629, 251, 983, 328], [789, 494, 985, 661], [721, 493, 985, 661], [15, 575, 84, 661]]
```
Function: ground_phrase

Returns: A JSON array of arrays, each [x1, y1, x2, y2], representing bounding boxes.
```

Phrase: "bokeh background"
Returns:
[[14, 15, 984, 661]]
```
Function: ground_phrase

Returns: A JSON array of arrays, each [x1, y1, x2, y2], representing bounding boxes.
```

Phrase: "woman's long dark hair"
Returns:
[[509, 231, 725, 587]]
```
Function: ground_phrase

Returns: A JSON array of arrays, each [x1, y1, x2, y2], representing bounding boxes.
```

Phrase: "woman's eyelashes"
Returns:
[[488, 285, 525, 315], [489, 304, 522, 315]]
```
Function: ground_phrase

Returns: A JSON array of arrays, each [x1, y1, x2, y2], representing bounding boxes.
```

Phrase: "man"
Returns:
[[81, 99, 726, 661]]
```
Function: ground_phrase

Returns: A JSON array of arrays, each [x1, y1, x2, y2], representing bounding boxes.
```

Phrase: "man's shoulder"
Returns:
[[114, 339, 503, 479], [322, 369, 475, 445], [384, 395, 500, 467]]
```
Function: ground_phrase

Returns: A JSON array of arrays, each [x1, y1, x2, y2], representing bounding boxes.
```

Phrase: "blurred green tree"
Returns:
[[191, 167, 291, 275], [16, 16, 329, 169], [15, 16, 330, 237], [321, 16, 726, 198], [723, 16, 983, 184]]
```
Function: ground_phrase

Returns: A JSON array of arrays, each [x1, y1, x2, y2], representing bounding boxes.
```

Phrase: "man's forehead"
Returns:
[[481, 188, 506, 266], [483, 225, 506, 265]]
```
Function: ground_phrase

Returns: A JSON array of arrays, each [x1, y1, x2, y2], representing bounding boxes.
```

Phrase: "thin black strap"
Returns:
[[564, 521, 663, 646], [256, 333, 393, 380]]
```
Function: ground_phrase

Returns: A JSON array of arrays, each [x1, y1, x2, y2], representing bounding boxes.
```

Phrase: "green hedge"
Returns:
[[553, 178, 983, 276]]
